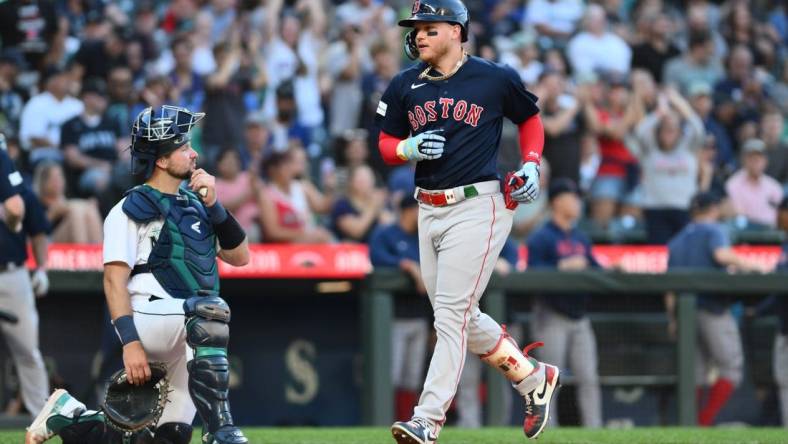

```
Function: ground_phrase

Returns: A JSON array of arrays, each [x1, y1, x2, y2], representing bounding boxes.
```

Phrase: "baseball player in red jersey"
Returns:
[[376, 0, 560, 442]]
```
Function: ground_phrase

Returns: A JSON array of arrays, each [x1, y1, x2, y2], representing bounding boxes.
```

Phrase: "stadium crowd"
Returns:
[[0, 0, 787, 430], [0, 0, 786, 245]]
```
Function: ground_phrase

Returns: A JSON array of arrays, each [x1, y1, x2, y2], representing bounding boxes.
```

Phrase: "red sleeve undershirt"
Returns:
[[378, 131, 407, 166], [379, 113, 544, 167], [518, 114, 544, 165]]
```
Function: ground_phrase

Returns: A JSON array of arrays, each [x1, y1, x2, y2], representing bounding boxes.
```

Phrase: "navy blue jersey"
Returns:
[[1, 141, 50, 265], [0, 148, 22, 201], [500, 237, 519, 266], [376, 56, 539, 190], [60, 113, 125, 161], [527, 221, 599, 319], [330, 197, 378, 243], [0, 186, 50, 265], [369, 223, 429, 318], [667, 222, 731, 313], [369, 223, 420, 266]]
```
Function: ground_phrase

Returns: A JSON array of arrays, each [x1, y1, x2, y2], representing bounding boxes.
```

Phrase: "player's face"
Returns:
[[400, 206, 419, 232], [553, 193, 581, 222], [657, 115, 681, 150], [163, 143, 199, 180], [413, 22, 460, 63], [743, 151, 767, 177]]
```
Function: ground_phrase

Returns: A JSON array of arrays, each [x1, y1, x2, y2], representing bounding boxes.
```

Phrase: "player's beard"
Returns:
[[167, 163, 193, 180]]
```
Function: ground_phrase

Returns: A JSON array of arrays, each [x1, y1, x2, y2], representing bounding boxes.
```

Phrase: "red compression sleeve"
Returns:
[[379, 131, 408, 166], [518, 114, 544, 165]]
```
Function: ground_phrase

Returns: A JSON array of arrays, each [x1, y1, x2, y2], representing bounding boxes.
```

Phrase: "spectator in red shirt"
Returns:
[[581, 72, 645, 229]]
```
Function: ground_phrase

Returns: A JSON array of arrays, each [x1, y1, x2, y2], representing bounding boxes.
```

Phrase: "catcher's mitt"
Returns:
[[102, 362, 170, 433]]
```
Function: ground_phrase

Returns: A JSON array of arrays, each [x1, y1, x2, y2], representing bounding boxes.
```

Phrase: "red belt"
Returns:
[[416, 185, 480, 207]]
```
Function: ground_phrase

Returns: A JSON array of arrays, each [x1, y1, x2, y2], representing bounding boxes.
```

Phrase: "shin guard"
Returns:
[[479, 326, 538, 382], [184, 296, 235, 434]]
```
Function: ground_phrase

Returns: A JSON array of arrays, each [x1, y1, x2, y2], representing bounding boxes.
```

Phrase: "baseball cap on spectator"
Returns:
[[0, 49, 27, 71], [511, 31, 536, 49], [574, 70, 598, 85], [135, 0, 156, 14], [690, 191, 721, 212], [85, 9, 104, 24], [548, 178, 580, 202], [605, 71, 630, 88], [741, 138, 766, 155], [400, 195, 418, 210], [81, 77, 107, 96], [276, 81, 295, 99], [538, 66, 563, 82], [41, 65, 69, 84], [688, 81, 712, 98], [688, 30, 712, 50], [341, 128, 368, 142], [245, 111, 269, 128]]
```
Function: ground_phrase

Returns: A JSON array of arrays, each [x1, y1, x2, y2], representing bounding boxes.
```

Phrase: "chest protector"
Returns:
[[122, 185, 219, 298]]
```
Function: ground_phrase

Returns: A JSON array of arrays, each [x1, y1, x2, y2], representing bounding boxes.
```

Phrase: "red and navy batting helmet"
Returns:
[[399, 0, 470, 42]]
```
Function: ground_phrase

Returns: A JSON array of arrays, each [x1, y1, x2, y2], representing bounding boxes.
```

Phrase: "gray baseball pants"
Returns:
[[774, 333, 788, 427], [530, 300, 602, 428], [413, 182, 513, 431], [0, 267, 48, 413], [696, 309, 743, 386]]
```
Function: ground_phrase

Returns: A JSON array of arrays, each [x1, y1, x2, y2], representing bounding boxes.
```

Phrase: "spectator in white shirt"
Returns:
[[499, 32, 544, 87], [525, 0, 585, 49], [335, 0, 396, 37], [323, 20, 371, 137], [566, 4, 632, 76], [19, 67, 83, 166], [262, 0, 325, 135]]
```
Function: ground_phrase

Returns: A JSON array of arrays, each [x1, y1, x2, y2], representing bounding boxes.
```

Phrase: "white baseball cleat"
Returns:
[[27, 389, 86, 442]]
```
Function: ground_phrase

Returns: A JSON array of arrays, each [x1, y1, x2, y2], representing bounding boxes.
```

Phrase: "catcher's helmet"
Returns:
[[130, 105, 204, 179], [399, 0, 470, 42]]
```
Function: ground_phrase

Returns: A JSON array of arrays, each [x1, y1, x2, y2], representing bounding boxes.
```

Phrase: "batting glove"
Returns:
[[31, 268, 49, 297], [510, 162, 540, 203], [396, 129, 446, 162]]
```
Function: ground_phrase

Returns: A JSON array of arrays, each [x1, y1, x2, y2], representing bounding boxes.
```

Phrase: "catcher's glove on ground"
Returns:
[[102, 362, 170, 433]]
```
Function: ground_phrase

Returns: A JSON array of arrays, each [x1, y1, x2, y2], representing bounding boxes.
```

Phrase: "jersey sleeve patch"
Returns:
[[8, 171, 22, 187], [377, 101, 388, 117]]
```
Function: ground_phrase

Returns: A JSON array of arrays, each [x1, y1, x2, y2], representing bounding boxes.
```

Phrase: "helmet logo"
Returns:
[[149, 118, 174, 140], [412, 0, 420, 15]]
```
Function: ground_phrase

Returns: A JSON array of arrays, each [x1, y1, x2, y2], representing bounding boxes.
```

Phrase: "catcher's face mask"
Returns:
[[130, 105, 205, 179]]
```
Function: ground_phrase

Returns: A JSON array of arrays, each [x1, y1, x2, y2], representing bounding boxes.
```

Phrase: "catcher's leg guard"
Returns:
[[184, 295, 246, 444], [154, 422, 193, 444]]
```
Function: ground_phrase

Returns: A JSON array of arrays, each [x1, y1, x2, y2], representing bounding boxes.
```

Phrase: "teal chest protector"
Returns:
[[122, 185, 219, 298]]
